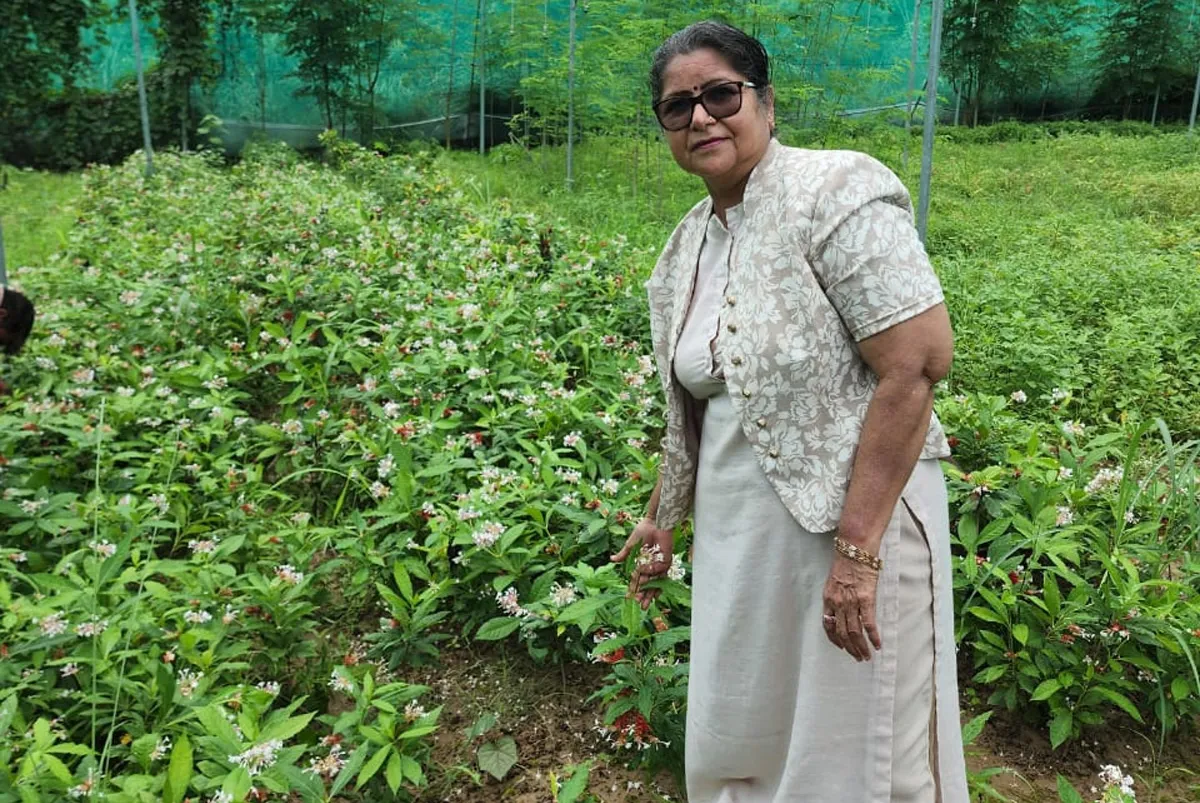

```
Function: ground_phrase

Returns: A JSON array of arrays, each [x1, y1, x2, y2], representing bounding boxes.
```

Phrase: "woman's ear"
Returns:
[[764, 85, 776, 130]]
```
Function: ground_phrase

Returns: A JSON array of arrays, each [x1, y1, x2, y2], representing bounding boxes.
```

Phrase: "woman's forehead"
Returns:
[[661, 49, 742, 93]]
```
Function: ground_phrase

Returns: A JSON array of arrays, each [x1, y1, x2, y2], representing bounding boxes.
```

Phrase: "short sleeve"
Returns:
[[808, 155, 945, 342]]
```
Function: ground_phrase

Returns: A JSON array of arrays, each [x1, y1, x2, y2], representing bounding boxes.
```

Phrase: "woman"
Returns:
[[611, 21, 968, 803]]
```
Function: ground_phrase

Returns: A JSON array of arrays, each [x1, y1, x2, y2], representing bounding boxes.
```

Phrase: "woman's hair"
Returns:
[[649, 21, 772, 106], [0, 288, 35, 355]]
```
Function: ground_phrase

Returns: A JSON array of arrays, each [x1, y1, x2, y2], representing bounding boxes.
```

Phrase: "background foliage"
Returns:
[[2, 0, 1199, 168]]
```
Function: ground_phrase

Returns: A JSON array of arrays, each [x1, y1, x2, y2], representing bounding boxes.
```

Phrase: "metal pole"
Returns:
[[479, 0, 486, 154], [0, 221, 7, 286], [566, 0, 576, 189], [903, 0, 922, 171], [1189, 60, 1199, 139], [128, 0, 154, 177], [916, 0, 944, 243]]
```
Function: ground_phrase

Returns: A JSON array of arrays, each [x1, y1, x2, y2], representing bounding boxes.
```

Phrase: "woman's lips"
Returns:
[[692, 137, 725, 151]]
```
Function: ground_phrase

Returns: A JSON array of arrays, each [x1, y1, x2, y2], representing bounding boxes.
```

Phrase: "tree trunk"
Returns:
[[180, 77, 190, 151], [257, 28, 267, 130], [445, 0, 459, 148]]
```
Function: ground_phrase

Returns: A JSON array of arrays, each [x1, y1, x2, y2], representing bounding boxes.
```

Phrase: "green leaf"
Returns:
[[1012, 623, 1029, 645], [1043, 574, 1060, 619], [1056, 774, 1085, 803], [467, 712, 497, 741], [558, 762, 591, 803], [221, 765, 252, 801], [477, 735, 518, 780], [960, 710, 992, 747], [357, 745, 393, 789], [967, 606, 1006, 625], [1049, 711, 1073, 748], [1031, 679, 1061, 701], [1171, 676, 1190, 702], [330, 744, 369, 797], [400, 754, 425, 785], [1089, 687, 1144, 723], [259, 711, 315, 743], [475, 617, 522, 641], [163, 733, 192, 803], [386, 751, 403, 794], [393, 563, 413, 603]]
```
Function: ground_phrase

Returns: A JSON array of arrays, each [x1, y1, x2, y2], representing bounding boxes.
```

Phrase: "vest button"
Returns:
[[768, 447, 779, 458], [731, 356, 743, 366], [756, 417, 767, 428], [741, 388, 752, 398], [726, 296, 736, 306], [727, 323, 738, 333]]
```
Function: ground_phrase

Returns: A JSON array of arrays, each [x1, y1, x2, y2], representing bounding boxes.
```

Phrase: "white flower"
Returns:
[[1058, 467, 1074, 480], [370, 481, 391, 500], [550, 582, 578, 607], [188, 537, 219, 555], [377, 454, 395, 478], [600, 478, 620, 496], [472, 521, 507, 549], [120, 290, 141, 305], [281, 419, 303, 436], [1055, 506, 1075, 527], [74, 618, 109, 638], [38, 612, 68, 636], [275, 564, 304, 585], [563, 431, 583, 448], [116, 386, 136, 397], [229, 739, 284, 775], [221, 605, 238, 625], [1062, 420, 1086, 438], [89, 539, 117, 558], [178, 669, 203, 698], [555, 467, 582, 485], [184, 610, 213, 625], [466, 366, 488, 380], [208, 792, 234, 803], [19, 499, 48, 515], [496, 587, 529, 617], [329, 670, 355, 694], [305, 743, 346, 777], [60, 663, 80, 677], [1010, 390, 1027, 403], [404, 700, 427, 722], [149, 494, 169, 515], [667, 561, 687, 582], [291, 511, 311, 526], [1051, 387, 1070, 402], [255, 681, 280, 696], [149, 736, 172, 761], [458, 506, 481, 521], [1085, 467, 1124, 495], [1098, 764, 1135, 797]]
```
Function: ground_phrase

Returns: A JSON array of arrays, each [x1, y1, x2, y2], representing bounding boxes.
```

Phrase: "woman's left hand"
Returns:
[[821, 554, 882, 662]]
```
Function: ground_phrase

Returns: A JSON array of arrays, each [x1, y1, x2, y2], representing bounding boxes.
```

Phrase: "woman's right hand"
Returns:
[[611, 517, 674, 610]]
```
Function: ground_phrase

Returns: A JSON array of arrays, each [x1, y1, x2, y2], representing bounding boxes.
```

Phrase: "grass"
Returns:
[[0, 167, 83, 273], [440, 126, 1200, 437]]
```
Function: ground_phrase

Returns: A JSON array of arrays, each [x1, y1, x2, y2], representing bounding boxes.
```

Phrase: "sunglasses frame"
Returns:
[[652, 80, 759, 131]]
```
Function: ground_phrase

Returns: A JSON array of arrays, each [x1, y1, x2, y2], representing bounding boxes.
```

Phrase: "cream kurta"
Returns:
[[674, 208, 967, 803]]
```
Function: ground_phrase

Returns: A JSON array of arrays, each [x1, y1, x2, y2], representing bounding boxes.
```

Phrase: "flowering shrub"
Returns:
[[0, 137, 675, 797], [940, 392, 1200, 747], [4, 134, 1199, 800]]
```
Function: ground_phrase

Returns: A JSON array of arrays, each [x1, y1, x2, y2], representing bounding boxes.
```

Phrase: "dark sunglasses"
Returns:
[[652, 81, 758, 131]]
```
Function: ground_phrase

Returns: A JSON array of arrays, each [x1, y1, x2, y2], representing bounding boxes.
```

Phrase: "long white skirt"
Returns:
[[685, 388, 968, 803]]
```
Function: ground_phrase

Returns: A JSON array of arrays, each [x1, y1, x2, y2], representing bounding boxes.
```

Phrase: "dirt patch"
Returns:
[[405, 645, 1200, 802], [964, 705, 1200, 802], [408, 644, 680, 802]]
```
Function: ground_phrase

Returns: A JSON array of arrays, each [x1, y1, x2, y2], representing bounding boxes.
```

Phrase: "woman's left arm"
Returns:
[[837, 303, 953, 557]]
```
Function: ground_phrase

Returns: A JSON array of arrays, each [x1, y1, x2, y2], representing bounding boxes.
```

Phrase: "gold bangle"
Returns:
[[834, 536, 883, 572]]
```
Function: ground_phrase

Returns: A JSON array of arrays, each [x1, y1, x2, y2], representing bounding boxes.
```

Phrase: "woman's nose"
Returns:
[[690, 100, 716, 128]]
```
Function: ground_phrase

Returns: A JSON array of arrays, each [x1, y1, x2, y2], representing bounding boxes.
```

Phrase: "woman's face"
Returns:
[[658, 48, 774, 196]]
